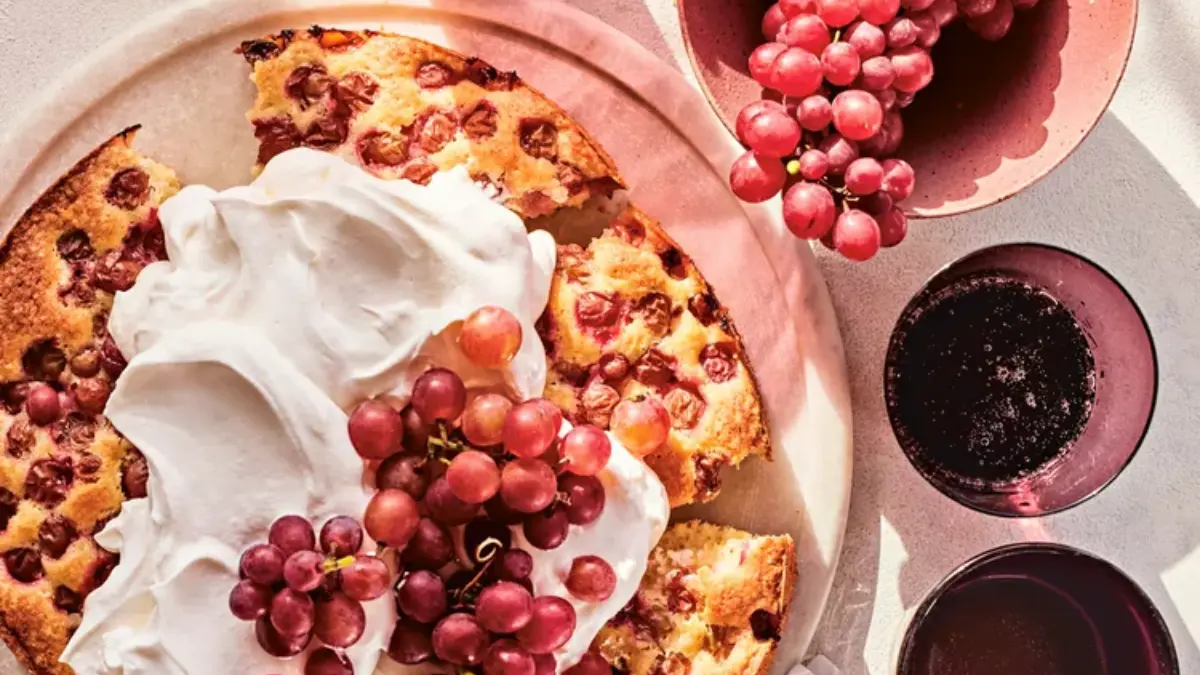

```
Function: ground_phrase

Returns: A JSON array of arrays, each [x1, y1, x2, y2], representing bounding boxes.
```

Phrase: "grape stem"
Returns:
[[320, 555, 355, 574], [427, 421, 465, 460]]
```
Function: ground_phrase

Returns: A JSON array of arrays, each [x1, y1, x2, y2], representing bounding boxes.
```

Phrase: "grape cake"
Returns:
[[0, 25, 798, 675]]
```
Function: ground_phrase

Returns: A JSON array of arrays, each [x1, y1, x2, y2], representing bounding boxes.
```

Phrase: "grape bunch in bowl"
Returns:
[[731, 0, 1039, 261]]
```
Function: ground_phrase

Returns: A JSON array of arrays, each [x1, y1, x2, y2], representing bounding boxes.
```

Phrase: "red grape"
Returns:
[[817, 0, 859, 27], [777, 15, 831, 54], [833, 90, 884, 141], [743, 108, 803, 158], [859, 0, 901, 24], [229, 579, 272, 620], [558, 474, 606, 526], [533, 653, 557, 675], [564, 652, 611, 675], [425, 476, 479, 526], [872, 88, 898, 113], [929, 0, 960, 25], [832, 210, 883, 261], [523, 506, 570, 550], [896, 90, 916, 109], [305, 647, 352, 675], [269, 515, 316, 558], [959, 0, 997, 18], [460, 306, 522, 369], [858, 191, 895, 216], [878, 207, 909, 247], [781, 0, 819, 15], [798, 150, 829, 180], [890, 46, 934, 92], [762, 3, 788, 41], [314, 592, 366, 648], [320, 516, 364, 557], [284, 550, 325, 592], [737, 100, 787, 145], [365, 489, 420, 547], [25, 384, 59, 426], [447, 450, 501, 504], [819, 134, 860, 175], [566, 555, 616, 602], [879, 111, 905, 155], [348, 399, 403, 460], [403, 517, 454, 570], [610, 397, 671, 457], [397, 570, 448, 623], [845, 158, 885, 195], [240, 544, 285, 586], [967, 0, 1014, 41], [485, 493, 526, 525], [477, 581, 535, 633], [1012, 0, 1039, 9], [749, 43, 788, 88], [434, 613, 491, 666], [500, 459, 558, 514], [376, 454, 430, 499], [905, 0, 937, 9], [885, 17, 918, 48], [388, 620, 434, 665], [271, 588, 315, 636], [484, 640, 536, 675], [768, 48, 823, 97], [729, 151, 787, 203], [859, 56, 896, 90], [494, 549, 535, 582], [411, 368, 466, 423], [516, 596, 576, 654], [819, 227, 837, 251], [881, 158, 916, 200], [342, 555, 390, 601], [401, 405, 431, 454], [256, 616, 311, 657], [503, 400, 560, 459], [844, 21, 886, 59], [910, 12, 941, 48], [821, 42, 861, 87], [796, 95, 833, 131], [561, 425, 612, 476], [783, 182, 837, 239]]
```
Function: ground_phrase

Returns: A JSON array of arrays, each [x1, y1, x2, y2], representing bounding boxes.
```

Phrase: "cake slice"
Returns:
[[237, 26, 624, 219], [594, 521, 797, 675], [537, 207, 770, 506], [0, 127, 180, 675]]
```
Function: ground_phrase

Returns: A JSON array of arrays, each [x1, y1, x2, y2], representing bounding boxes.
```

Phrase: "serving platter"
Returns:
[[0, 0, 853, 670]]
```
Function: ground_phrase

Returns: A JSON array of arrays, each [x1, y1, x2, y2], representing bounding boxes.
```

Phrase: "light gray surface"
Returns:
[[0, 0, 1198, 674]]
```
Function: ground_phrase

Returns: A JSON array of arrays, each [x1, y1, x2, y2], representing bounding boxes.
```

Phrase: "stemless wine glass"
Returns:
[[884, 243, 1157, 516], [897, 542, 1179, 675]]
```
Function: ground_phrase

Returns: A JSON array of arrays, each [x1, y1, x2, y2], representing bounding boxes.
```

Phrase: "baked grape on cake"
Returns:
[[595, 521, 796, 675], [0, 127, 180, 675], [237, 26, 624, 219]]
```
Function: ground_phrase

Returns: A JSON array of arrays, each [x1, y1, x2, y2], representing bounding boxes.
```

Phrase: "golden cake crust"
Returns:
[[237, 26, 625, 219]]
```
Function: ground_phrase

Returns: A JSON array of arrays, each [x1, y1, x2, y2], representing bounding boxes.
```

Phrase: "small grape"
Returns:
[[1012, 0, 1038, 10], [833, 90, 884, 141], [516, 596, 576, 654], [611, 397, 671, 457], [796, 95, 833, 132], [460, 306, 523, 369], [269, 515, 316, 558], [858, 191, 895, 216], [748, 43, 788, 88], [777, 14, 831, 54], [523, 506, 570, 550], [566, 556, 617, 602], [743, 108, 803, 158], [859, 0, 901, 24], [425, 476, 479, 526], [256, 616, 311, 657], [844, 21, 886, 58], [798, 150, 829, 181], [878, 207, 909, 247], [365, 489, 420, 547], [402, 518, 455, 570], [464, 517, 513, 565], [433, 613, 491, 666], [229, 579, 272, 621], [879, 111, 905, 155], [396, 570, 448, 623], [818, 134, 860, 175], [780, 0, 819, 15], [305, 647, 353, 675], [783, 182, 837, 239], [959, 0, 997, 18], [762, 3, 788, 41], [501, 458, 558, 514], [493, 549, 535, 582], [885, 17, 918, 48], [845, 158, 885, 195], [320, 516, 364, 557], [342, 555, 390, 602], [477, 581, 535, 633], [561, 425, 612, 476], [891, 45, 935, 92], [905, 0, 937, 10], [559, 474, 606, 526], [376, 454, 430, 499], [928, 0, 960, 25], [401, 405, 431, 454], [564, 652, 611, 675], [388, 620, 434, 665], [769, 48, 824, 97], [314, 591, 366, 648], [859, 56, 895, 90], [833, 210, 883, 261], [533, 653, 557, 675], [967, 0, 1014, 41], [909, 12, 941, 48], [737, 100, 787, 145], [871, 88, 898, 114], [271, 588, 315, 636], [896, 90, 916, 109], [881, 158, 916, 200], [817, 0, 859, 27], [240, 544, 285, 586], [821, 42, 861, 87], [25, 384, 60, 426], [484, 640, 537, 675], [284, 550, 325, 592], [411, 368, 467, 423], [348, 399, 403, 460], [447, 450, 501, 504], [503, 400, 560, 459], [729, 151, 787, 203]]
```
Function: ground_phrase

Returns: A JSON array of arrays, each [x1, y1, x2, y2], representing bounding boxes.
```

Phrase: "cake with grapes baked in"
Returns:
[[0, 126, 179, 675]]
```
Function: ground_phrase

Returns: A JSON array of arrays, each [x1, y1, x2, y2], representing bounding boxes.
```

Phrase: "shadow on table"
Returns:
[[807, 111, 1200, 673]]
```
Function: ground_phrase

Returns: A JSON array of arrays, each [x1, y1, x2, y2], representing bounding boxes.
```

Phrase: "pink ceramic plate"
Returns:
[[0, 0, 854, 670]]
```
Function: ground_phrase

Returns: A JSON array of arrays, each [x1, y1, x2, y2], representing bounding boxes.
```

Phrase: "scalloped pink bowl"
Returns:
[[678, 0, 1137, 218]]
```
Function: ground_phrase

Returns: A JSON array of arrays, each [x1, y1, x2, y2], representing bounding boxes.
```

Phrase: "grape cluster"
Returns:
[[737, 0, 1040, 261], [228, 514, 388, 675]]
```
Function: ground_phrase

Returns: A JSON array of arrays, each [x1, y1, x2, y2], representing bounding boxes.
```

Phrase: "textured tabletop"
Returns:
[[0, 0, 1198, 673]]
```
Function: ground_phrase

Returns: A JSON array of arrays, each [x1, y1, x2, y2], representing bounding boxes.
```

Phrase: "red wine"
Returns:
[[886, 273, 1096, 488]]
